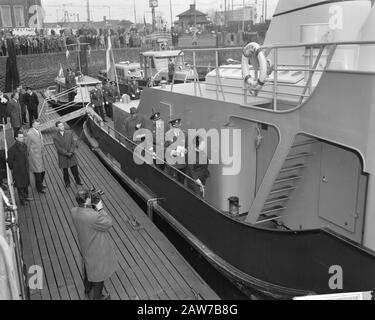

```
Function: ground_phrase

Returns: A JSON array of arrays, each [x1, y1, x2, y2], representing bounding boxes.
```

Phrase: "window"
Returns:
[[0, 6, 12, 28], [13, 6, 25, 27]]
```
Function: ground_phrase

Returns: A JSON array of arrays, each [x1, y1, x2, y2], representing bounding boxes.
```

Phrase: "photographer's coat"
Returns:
[[71, 207, 117, 282]]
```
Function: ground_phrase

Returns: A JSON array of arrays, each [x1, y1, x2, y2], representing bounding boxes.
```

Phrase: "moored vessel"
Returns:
[[83, 0, 375, 299]]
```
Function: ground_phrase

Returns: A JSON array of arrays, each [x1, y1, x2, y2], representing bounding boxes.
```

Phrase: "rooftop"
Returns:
[[177, 4, 208, 18]]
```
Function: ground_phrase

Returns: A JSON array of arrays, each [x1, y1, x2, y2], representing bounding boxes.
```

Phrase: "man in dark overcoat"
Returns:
[[53, 121, 83, 188], [24, 87, 39, 127], [6, 92, 23, 138], [7, 131, 31, 206], [0, 90, 9, 126]]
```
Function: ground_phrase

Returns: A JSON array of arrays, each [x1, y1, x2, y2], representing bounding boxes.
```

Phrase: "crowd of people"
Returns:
[[0, 27, 148, 56]]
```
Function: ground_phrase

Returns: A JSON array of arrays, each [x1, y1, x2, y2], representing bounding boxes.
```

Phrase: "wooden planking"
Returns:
[[16, 106, 218, 300]]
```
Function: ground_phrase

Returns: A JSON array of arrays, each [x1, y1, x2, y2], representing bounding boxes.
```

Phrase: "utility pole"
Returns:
[[264, 0, 268, 22], [87, 0, 90, 23], [169, 0, 173, 30], [152, 7, 156, 32], [242, 0, 245, 32], [194, 0, 197, 28], [133, 0, 137, 25], [224, 0, 227, 26]]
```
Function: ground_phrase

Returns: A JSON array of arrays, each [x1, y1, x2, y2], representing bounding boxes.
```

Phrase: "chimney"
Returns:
[[190, 4, 196, 11]]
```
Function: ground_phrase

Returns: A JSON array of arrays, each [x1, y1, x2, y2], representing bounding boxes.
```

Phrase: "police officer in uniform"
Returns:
[[186, 135, 210, 197], [103, 81, 119, 119], [90, 83, 106, 122], [128, 77, 140, 100], [149, 111, 166, 169], [165, 118, 188, 184], [66, 68, 77, 102], [123, 107, 147, 145]]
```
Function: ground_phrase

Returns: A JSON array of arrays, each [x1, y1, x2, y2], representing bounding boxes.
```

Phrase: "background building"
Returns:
[[0, 0, 44, 28], [214, 5, 256, 31], [175, 4, 210, 31]]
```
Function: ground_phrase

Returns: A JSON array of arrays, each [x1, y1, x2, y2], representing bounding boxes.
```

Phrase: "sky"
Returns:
[[41, 0, 279, 25]]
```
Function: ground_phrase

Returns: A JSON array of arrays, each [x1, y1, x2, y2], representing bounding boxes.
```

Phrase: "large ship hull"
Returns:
[[84, 116, 375, 300]]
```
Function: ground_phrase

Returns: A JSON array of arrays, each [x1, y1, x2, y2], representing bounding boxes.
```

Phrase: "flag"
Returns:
[[106, 35, 115, 81], [58, 63, 64, 78]]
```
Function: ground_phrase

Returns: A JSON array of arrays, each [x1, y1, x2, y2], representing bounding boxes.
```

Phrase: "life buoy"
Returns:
[[242, 42, 269, 94]]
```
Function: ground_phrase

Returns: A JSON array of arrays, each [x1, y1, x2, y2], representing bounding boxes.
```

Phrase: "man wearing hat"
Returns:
[[90, 83, 106, 122], [103, 81, 118, 120], [124, 107, 147, 145], [165, 118, 188, 184], [186, 135, 210, 198], [24, 87, 39, 127], [127, 77, 140, 100], [66, 68, 77, 102], [149, 111, 166, 168]]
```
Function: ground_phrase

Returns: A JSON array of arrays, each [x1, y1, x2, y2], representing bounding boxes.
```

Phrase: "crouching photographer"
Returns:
[[71, 189, 117, 300]]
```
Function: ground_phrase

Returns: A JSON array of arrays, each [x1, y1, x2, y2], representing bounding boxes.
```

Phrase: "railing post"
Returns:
[[193, 51, 197, 97], [215, 50, 219, 101], [0, 191, 5, 238], [309, 45, 313, 95], [273, 48, 278, 111]]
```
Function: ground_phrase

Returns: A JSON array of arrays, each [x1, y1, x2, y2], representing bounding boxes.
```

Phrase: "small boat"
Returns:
[[140, 50, 196, 85], [43, 74, 102, 115]]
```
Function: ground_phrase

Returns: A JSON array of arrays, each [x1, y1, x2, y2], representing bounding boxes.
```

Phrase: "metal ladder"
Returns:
[[256, 137, 318, 225]]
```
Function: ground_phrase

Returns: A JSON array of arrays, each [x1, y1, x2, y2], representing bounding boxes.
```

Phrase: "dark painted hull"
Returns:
[[84, 117, 375, 300], [41, 92, 85, 116]]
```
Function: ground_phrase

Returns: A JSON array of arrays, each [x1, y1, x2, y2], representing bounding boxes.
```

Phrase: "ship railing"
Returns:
[[39, 86, 85, 120], [0, 124, 27, 299], [181, 40, 375, 111], [150, 68, 168, 87], [87, 110, 204, 194]]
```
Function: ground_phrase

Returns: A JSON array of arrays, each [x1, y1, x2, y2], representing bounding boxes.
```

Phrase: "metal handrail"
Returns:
[[180, 40, 375, 111], [87, 110, 202, 189], [0, 124, 26, 299]]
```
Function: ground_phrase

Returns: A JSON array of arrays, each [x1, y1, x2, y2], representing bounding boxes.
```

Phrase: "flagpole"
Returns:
[[110, 38, 121, 97]]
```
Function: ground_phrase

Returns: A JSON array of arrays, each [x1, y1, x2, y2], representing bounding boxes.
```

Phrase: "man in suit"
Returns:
[[24, 87, 39, 127], [0, 90, 9, 126], [53, 121, 83, 188], [6, 92, 23, 138], [7, 131, 32, 206], [71, 189, 117, 300], [26, 120, 46, 194], [17, 85, 27, 125], [186, 135, 210, 198], [90, 83, 106, 122]]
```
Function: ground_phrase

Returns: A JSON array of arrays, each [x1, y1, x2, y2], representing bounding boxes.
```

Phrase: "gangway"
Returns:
[[39, 106, 88, 132]]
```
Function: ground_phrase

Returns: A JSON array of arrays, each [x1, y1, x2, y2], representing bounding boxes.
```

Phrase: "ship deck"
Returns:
[[16, 106, 218, 300]]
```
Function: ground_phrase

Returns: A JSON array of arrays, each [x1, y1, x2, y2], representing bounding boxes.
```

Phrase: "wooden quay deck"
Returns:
[[16, 107, 218, 300]]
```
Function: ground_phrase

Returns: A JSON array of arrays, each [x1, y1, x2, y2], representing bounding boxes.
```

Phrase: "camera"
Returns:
[[89, 187, 105, 210]]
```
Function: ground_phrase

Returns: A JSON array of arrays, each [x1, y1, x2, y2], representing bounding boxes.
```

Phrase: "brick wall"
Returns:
[[0, 48, 142, 92], [0, 47, 242, 92]]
